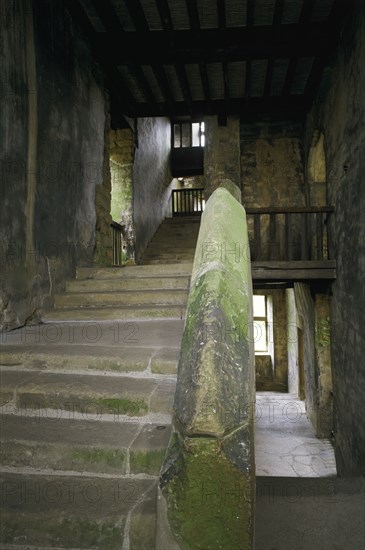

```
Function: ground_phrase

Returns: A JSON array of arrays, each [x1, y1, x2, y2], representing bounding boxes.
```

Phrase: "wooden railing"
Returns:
[[172, 188, 205, 217], [245, 206, 335, 262], [110, 221, 123, 266]]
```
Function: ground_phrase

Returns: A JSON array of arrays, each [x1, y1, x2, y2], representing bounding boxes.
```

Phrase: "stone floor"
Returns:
[[255, 392, 337, 477], [255, 392, 364, 550]]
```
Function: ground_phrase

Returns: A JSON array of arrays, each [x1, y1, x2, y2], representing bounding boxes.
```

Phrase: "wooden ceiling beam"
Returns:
[[127, 65, 156, 105], [273, 0, 285, 28], [175, 63, 193, 115], [245, 60, 252, 98], [217, 0, 226, 29], [99, 23, 332, 64], [152, 65, 175, 114], [90, 0, 123, 36], [299, 0, 316, 25], [282, 57, 298, 96], [186, 0, 201, 31], [156, 0, 174, 31], [123, 96, 307, 119], [123, 0, 149, 32], [263, 59, 274, 97], [247, 0, 255, 27], [199, 62, 211, 104], [303, 0, 356, 107], [63, 0, 136, 116]]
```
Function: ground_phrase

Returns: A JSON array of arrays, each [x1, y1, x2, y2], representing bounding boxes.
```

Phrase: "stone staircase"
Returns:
[[140, 216, 200, 265], [0, 217, 200, 549]]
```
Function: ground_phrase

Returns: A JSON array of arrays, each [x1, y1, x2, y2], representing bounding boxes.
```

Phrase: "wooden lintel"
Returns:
[[251, 261, 336, 281]]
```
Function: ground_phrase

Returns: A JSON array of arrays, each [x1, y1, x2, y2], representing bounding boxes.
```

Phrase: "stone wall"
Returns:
[[158, 185, 255, 549], [110, 128, 135, 259], [286, 288, 300, 396], [133, 117, 173, 262], [294, 284, 333, 439], [204, 116, 241, 199], [240, 122, 307, 208], [0, 0, 109, 330], [304, 4, 365, 475]]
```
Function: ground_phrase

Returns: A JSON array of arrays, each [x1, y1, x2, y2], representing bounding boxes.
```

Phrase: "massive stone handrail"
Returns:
[[157, 182, 255, 549]]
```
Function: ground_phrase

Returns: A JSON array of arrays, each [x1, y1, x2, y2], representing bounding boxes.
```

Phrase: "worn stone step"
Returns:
[[54, 289, 189, 308], [76, 263, 193, 280], [42, 304, 186, 321], [162, 217, 201, 224], [0, 415, 171, 475], [140, 258, 194, 265], [67, 276, 190, 293], [0, 472, 157, 549], [0, 346, 179, 374], [150, 231, 199, 239], [141, 255, 194, 263], [144, 247, 195, 257], [0, 370, 176, 416]]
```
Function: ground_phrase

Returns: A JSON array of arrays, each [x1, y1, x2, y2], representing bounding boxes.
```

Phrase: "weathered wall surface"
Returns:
[[0, 0, 109, 330], [240, 122, 307, 261], [304, 5, 365, 475], [110, 128, 135, 259], [240, 122, 307, 208], [294, 283, 317, 430], [286, 288, 300, 395], [294, 284, 333, 439], [204, 116, 241, 199], [133, 117, 173, 262]]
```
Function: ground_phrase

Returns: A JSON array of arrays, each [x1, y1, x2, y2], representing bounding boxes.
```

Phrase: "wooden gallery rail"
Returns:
[[110, 221, 123, 266], [245, 206, 335, 262], [172, 187, 205, 217]]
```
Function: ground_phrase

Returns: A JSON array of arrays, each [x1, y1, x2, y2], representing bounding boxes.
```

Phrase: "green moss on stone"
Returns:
[[129, 513, 156, 550], [70, 447, 126, 469], [130, 449, 166, 475], [0, 516, 124, 549], [94, 397, 148, 415], [165, 437, 253, 550]]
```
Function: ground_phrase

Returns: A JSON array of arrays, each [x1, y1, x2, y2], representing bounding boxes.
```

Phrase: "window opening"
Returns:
[[253, 295, 268, 353], [173, 121, 205, 148]]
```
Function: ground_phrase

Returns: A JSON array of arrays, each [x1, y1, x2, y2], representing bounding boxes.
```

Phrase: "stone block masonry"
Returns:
[[158, 185, 255, 549]]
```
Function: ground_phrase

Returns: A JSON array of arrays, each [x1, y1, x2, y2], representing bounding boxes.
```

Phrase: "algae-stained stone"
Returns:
[[160, 432, 254, 550], [159, 187, 255, 549], [173, 188, 254, 437]]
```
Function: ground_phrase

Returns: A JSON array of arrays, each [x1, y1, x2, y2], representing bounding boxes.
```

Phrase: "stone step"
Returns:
[[162, 217, 201, 224], [76, 263, 193, 280], [0, 414, 171, 476], [42, 304, 186, 321], [153, 225, 200, 233], [140, 258, 194, 265], [144, 247, 195, 257], [67, 276, 190, 293], [141, 253, 195, 262], [54, 289, 189, 308], [0, 471, 157, 549], [0, 370, 176, 417], [151, 235, 198, 244], [0, 345, 179, 374]]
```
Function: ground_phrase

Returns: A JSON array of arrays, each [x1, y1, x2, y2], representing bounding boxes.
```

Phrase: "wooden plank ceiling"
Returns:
[[65, 0, 355, 124]]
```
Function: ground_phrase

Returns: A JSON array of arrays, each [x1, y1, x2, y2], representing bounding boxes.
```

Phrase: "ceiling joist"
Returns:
[[67, 0, 357, 122]]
